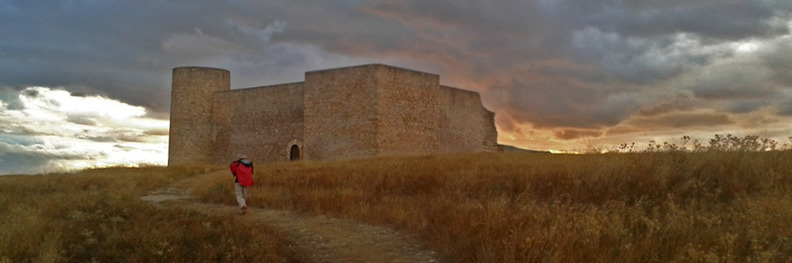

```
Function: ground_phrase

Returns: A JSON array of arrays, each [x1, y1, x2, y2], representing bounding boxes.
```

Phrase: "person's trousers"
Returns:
[[235, 183, 247, 209]]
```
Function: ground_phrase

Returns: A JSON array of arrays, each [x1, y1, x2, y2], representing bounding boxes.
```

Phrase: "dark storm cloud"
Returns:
[[555, 129, 603, 140], [688, 64, 777, 100], [571, 28, 723, 84], [0, 142, 83, 175], [637, 97, 700, 117], [0, 0, 324, 113], [341, 0, 791, 130], [1, 1, 176, 112], [630, 112, 734, 129], [1, 0, 791, 159], [269, 1, 419, 55], [760, 39, 792, 85], [566, 0, 788, 39], [358, 1, 562, 70], [490, 79, 641, 129]]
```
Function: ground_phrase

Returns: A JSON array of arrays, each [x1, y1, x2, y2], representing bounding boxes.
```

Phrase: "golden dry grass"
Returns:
[[0, 166, 299, 263], [3, 150, 790, 262], [190, 151, 792, 262]]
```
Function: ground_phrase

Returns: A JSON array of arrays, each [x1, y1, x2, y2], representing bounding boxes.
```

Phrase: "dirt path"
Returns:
[[141, 175, 440, 263]]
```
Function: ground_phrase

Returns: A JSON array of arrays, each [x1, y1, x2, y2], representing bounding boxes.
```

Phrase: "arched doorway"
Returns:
[[289, 145, 301, 161], [286, 139, 303, 161]]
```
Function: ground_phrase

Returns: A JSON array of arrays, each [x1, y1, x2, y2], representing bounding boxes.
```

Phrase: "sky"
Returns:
[[1, 0, 792, 174]]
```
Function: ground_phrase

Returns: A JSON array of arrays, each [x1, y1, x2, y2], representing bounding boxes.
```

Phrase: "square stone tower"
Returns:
[[303, 64, 444, 160]]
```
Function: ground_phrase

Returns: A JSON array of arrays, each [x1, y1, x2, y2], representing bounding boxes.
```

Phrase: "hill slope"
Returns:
[[3, 151, 792, 262], [190, 151, 792, 262]]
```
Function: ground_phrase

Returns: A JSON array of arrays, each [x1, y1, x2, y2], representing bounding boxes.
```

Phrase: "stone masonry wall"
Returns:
[[439, 86, 499, 152], [375, 65, 443, 156], [169, 64, 497, 166], [168, 67, 229, 166], [303, 65, 378, 161], [210, 91, 231, 164], [213, 83, 304, 164]]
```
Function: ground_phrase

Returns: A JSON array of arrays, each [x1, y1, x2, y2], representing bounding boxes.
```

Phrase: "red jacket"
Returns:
[[230, 158, 254, 186]]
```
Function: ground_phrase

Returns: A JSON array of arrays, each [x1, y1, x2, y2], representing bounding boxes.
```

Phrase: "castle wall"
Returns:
[[169, 64, 498, 166], [168, 67, 229, 166], [375, 65, 443, 156], [213, 83, 304, 164], [210, 92, 231, 164], [304, 65, 378, 161], [439, 86, 499, 152]]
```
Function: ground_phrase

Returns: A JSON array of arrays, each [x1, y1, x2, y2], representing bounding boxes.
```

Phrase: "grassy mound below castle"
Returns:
[[3, 150, 792, 262]]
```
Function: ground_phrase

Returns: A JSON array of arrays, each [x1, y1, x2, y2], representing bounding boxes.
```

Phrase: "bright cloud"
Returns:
[[0, 87, 169, 175]]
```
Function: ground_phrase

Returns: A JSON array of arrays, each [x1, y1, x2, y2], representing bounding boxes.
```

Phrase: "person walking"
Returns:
[[229, 155, 254, 215]]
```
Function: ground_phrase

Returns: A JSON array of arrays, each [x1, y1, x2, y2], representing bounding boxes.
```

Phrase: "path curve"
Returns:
[[141, 175, 440, 263]]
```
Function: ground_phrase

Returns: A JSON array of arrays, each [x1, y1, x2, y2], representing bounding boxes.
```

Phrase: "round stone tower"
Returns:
[[168, 67, 230, 166]]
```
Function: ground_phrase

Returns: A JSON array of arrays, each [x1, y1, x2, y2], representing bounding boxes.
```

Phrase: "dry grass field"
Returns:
[[2, 147, 791, 262], [0, 166, 298, 263], [190, 150, 792, 262]]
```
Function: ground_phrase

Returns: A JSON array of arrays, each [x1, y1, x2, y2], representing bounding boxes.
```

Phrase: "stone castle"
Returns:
[[168, 64, 498, 166]]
